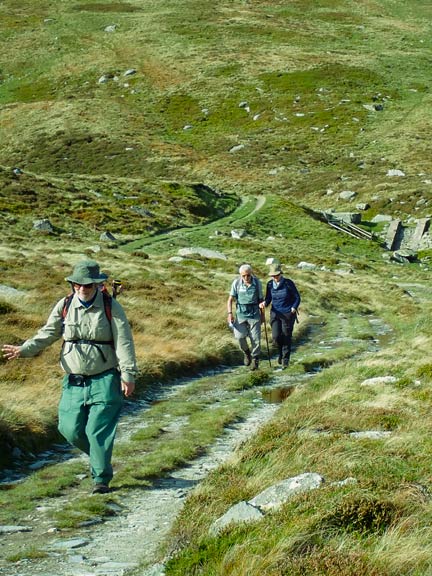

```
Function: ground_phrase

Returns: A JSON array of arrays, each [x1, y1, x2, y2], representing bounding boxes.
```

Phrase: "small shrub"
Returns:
[[394, 376, 413, 389], [6, 547, 48, 562], [322, 494, 399, 535], [282, 547, 389, 576], [0, 300, 16, 315], [131, 250, 149, 258], [416, 364, 432, 381], [227, 369, 270, 391]]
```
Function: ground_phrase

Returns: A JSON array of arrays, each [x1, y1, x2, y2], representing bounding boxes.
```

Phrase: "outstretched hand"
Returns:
[[2, 344, 21, 361]]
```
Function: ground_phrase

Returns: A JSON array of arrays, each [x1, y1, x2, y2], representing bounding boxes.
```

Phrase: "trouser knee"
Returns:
[[58, 421, 89, 453]]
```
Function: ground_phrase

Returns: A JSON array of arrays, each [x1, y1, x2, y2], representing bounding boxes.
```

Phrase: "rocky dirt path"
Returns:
[[0, 371, 290, 576]]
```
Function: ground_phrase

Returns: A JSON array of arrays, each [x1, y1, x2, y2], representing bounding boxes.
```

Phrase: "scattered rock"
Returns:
[[387, 169, 405, 177], [338, 190, 357, 201], [104, 24, 118, 32], [49, 538, 90, 551], [356, 203, 370, 211], [297, 261, 317, 271], [392, 249, 417, 263], [266, 257, 281, 266], [209, 473, 324, 535], [229, 144, 245, 153], [209, 501, 263, 535], [0, 285, 26, 300], [0, 525, 32, 534], [33, 218, 54, 233], [360, 376, 397, 386], [230, 229, 247, 239], [371, 214, 392, 223], [98, 74, 114, 84], [330, 477, 357, 487], [249, 472, 324, 512], [328, 212, 361, 224], [349, 431, 392, 440], [99, 231, 117, 242]]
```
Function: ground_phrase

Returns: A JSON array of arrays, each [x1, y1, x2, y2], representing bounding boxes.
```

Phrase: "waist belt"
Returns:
[[68, 374, 89, 387], [63, 339, 114, 362], [68, 368, 118, 387]]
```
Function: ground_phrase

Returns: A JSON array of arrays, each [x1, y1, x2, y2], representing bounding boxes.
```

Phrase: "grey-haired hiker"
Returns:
[[260, 262, 300, 369], [2, 260, 137, 495], [227, 264, 264, 371]]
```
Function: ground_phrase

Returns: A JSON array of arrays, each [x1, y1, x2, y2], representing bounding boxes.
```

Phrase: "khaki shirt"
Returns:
[[20, 291, 137, 383]]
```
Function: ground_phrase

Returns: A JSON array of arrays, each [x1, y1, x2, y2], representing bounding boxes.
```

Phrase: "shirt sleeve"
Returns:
[[110, 300, 138, 383], [19, 299, 65, 358], [288, 280, 301, 309], [229, 279, 238, 298]]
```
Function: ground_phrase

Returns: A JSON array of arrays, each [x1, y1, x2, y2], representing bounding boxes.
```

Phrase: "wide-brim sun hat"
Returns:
[[66, 260, 108, 284], [268, 263, 282, 276]]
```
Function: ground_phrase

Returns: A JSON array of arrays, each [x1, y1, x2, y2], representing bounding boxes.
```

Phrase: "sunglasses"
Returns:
[[73, 282, 95, 288]]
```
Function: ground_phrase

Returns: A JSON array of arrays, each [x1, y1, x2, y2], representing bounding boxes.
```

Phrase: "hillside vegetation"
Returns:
[[1, 1, 432, 575]]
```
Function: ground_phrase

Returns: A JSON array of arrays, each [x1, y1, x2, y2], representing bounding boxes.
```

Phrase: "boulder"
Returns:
[[33, 218, 53, 232]]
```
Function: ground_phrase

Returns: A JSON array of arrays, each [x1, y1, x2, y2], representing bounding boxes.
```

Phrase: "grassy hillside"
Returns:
[[1, 0, 432, 213], [1, 1, 432, 574]]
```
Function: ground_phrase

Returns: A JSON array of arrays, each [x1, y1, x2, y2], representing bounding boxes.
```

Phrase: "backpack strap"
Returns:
[[101, 290, 112, 322], [61, 293, 74, 333]]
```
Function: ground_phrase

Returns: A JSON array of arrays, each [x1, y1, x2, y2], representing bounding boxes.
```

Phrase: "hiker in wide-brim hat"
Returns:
[[2, 259, 137, 495], [259, 260, 301, 369]]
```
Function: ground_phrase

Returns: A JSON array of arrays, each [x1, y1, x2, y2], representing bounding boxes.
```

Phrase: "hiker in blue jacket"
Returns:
[[227, 263, 264, 370], [260, 262, 300, 369]]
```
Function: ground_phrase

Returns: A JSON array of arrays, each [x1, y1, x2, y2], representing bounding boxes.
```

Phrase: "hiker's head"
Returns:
[[268, 263, 282, 278], [66, 260, 108, 301], [239, 264, 252, 280]]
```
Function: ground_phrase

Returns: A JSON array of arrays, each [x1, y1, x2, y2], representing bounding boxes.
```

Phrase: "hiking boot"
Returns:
[[251, 357, 259, 371], [282, 358, 289, 370], [278, 351, 283, 365], [92, 483, 110, 495], [243, 350, 252, 366]]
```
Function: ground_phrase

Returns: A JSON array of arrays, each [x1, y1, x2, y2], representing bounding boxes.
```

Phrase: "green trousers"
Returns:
[[58, 369, 123, 485]]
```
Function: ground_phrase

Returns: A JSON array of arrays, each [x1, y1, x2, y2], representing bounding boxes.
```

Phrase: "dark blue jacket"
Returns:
[[264, 276, 300, 315]]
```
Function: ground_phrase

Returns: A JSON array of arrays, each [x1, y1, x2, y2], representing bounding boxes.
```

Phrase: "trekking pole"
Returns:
[[262, 308, 272, 368], [112, 279, 122, 299]]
